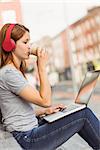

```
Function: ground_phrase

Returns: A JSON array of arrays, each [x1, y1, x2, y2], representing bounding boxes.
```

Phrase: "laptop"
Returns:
[[43, 70, 100, 123]]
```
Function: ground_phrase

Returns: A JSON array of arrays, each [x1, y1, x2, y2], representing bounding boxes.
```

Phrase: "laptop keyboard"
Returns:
[[60, 104, 80, 113]]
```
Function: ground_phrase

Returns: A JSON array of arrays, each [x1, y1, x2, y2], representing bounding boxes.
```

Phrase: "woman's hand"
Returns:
[[30, 46, 48, 68], [36, 47, 49, 70], [44, 104, 66, 115]]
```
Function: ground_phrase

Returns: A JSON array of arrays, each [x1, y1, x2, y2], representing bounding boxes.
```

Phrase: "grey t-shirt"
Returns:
[[0, 65, 38, 132]]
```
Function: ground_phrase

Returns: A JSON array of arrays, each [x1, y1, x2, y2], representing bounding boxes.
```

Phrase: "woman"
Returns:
[[0, 23, 100, 150]]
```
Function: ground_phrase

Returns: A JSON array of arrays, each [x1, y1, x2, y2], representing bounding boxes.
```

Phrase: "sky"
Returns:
[[20, 0, 100, 42]]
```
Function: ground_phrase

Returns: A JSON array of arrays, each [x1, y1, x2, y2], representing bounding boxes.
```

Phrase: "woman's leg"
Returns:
[[78, 108, 100, 150], [12, 107, 100, 150]]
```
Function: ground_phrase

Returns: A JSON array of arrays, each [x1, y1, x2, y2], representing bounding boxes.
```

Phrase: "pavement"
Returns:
[[51, 80, 100, 150]]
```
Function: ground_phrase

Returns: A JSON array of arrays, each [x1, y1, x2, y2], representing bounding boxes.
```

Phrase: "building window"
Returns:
[[1, 10, 16, 24]]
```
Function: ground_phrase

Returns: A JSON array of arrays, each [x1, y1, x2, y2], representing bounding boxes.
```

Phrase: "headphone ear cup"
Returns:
[[2, 38, 16, 52], [10, 39, 16, 50]]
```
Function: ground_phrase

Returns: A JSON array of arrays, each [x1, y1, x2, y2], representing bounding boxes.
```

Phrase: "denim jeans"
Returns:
[[12, 108, 100, 150]]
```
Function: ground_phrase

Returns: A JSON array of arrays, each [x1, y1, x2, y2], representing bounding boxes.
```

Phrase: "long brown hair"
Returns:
[[0, 23, 30, 77]]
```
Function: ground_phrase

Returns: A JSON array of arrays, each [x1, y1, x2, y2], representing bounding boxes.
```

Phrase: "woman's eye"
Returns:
[[24, 41, 27, 44]]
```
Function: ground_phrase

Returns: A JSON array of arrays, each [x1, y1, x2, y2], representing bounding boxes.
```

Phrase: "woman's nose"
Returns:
[[28, 43, 33, 49], [27, 43, 31, 49]]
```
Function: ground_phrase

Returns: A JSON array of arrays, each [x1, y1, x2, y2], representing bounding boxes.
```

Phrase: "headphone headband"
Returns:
[[5, 24, 15, 40]]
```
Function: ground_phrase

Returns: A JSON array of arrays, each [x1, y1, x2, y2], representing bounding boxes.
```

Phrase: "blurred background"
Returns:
[[0, 0, 100, 88], [0, 0, 100, 149]]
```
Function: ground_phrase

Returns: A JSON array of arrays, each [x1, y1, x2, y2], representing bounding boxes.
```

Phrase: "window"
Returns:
[[1, 10, 16, 24]]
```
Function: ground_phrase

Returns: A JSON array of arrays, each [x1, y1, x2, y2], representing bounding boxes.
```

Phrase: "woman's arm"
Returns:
[[37, 64, 52, 106], [19, 48, 52, 107], [35, 108, 46, 116], [36, 47, 51, 103]]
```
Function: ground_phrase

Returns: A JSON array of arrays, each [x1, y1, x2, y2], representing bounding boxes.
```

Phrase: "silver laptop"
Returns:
[[43, 70, 100, 123]]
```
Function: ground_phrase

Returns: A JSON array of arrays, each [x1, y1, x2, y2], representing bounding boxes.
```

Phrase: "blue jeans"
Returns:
[[12, 108, 100, 150]]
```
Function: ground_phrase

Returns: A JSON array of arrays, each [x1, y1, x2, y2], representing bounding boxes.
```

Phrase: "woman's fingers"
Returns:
[[55, 104, 66, 109], [37, 47, 41, 57], [53, 108, 60, 113], [37, 47, 48, 58], [45, 104, 66, 115]]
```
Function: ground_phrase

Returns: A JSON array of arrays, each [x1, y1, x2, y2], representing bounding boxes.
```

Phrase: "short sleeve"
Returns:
[[4, 68, 29, 95]]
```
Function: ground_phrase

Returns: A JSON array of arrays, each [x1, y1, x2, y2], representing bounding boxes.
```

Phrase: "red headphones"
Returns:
[[2, 24, 16, 52]]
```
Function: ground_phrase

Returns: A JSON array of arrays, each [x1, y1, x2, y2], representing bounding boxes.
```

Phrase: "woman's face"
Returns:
[[13, 31, 30, 60]]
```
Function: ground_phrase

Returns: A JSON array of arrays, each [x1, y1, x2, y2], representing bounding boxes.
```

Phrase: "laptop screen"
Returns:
[[75, 70, 100, 105]]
